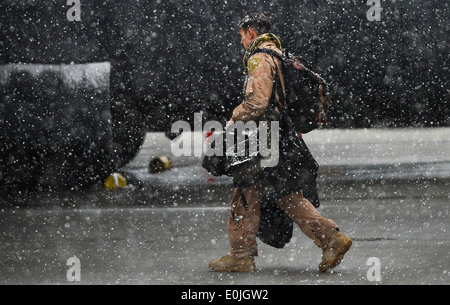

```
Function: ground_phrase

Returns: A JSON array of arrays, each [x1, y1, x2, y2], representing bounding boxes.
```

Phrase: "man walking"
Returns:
[[208, 13, 352, 273]]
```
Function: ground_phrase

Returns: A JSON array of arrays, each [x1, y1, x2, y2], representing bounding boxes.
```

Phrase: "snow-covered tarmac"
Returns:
[[0, 128, 448, 285]]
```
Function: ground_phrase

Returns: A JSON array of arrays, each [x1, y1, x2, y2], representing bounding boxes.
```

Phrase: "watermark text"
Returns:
[[367, 0, 382, 22], [366, 257, 382, 282], [66, 256, 81, 282], [171, 113, 280, 168], [67, 0, 81, 22]]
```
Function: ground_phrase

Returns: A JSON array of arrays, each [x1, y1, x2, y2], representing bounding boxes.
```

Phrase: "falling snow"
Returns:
[[0, 0, 449, 286]]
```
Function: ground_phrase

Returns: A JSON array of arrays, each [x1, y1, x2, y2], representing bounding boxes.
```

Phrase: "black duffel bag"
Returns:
[[202, 126, 263, 183]]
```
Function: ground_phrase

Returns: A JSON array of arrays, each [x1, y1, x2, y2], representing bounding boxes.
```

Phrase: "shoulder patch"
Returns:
[[247, 56, 261, 73]]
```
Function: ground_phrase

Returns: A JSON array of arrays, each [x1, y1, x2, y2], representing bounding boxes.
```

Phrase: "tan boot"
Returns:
[[209, 255, 256, 272], [319, 231, 352, 272]]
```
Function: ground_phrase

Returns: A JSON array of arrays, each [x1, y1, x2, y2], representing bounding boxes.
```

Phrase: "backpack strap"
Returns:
[[238, 186, 249, 211], [253, 48, 287, 109], [257, 48, 332, 127], [253, 48, 284, 62]]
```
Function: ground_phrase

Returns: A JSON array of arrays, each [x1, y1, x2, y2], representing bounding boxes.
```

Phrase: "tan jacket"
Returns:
[[232, 40, 285, 123]]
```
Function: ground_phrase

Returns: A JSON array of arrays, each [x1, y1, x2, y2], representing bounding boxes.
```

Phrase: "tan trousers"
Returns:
[[228, 183, 338, 258]]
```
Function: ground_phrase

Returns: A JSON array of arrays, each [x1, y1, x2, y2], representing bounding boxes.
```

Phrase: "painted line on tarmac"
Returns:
[[70, 206, 231, 214], [70, 205, 342, 215]]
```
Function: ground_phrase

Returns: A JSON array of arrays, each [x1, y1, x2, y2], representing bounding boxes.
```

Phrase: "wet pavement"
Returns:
[[0, 128, 449, 285]]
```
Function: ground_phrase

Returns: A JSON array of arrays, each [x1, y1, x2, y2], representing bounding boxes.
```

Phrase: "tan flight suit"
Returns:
[[228, 34, 338, 259]]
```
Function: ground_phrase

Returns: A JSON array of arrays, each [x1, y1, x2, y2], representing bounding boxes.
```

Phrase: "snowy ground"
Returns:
[[0, 128, 448, 285]]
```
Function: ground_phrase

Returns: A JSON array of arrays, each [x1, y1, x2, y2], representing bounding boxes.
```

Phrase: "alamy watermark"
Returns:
[[366, 257, 382, 282], [66, 255, 81, 282], [67, 0, 81, 22], [170, 113, 280, 168], [67, 1, 382, 23], [367, 0, 383, 22]]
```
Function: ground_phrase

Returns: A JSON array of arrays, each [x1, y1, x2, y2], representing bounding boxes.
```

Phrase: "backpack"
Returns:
[[254, 48, 332, 134]]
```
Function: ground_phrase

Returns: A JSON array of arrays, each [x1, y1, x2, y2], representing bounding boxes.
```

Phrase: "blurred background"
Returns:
[[0, 0, 448, 189], [0, 1, 448, 285]]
